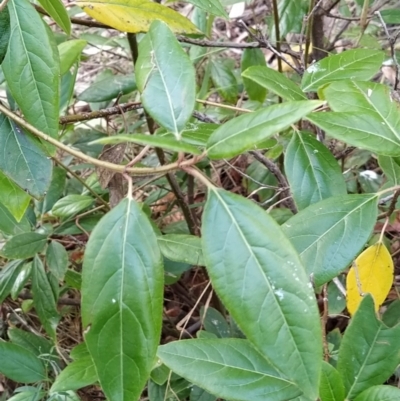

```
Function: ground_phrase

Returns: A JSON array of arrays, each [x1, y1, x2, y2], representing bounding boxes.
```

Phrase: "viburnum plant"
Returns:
[[1, 0, 400, 401]]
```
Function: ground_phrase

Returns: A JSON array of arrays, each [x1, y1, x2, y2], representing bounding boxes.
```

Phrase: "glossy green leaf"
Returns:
[[78, 74, 136, 102], [7, 390, 44, 401], [285, 132, 346, 210], [32, 256, 60, 341], [242, 66, 307, 101], [52, 195, 94, 218], [36, 167, 66, 214], [46, 241, 68, 281], [8, 327, 54, 358], [282, 194, 378, 286], [186, 0, 227, 18], [10, 262, 32, 299], [0, 6, 10, 63], [0, 260, 25, 304], [3, 0, 60, 141], [158, 339, 302, 401], [301, 49, 384, 92], [37, 0, 71, 34], [77, 0, 199, 34], [307, 112, 400, 156], [1, 233, 47, 259], [58, 40, 87, 75], [210, 59, 238, 104], [158, 234, 204, 266], [0, 115, 52, 199], [378, 156, 400, 185], [136, 20, 196, 138], [51, 356, 97, 392], [0, 202, 30, 236], [202, 188, 322, 400], [319, 361, 345, 401], [241, 50, 267, 102], [337, 295, 400, 399], [158, 123, 217, 147], [0, 342, 46, 383], [93, 133, 201, 155], [0, 170, 31, 222], [206, 100, 323, 159], [81, 197, 163, 401], [354, 385, 400, 401]]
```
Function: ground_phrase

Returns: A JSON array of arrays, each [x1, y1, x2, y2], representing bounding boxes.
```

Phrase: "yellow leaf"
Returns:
[[346, 243, 393, 316], [77, 0, 200, 34]]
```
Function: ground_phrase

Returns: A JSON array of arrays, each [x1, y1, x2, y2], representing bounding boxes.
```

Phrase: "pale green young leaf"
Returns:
[[0, 260, 25, 304], [285, 132, 346, 210], [282, 195, 378, 286], [202, 188, 322, 400], [52, 195, 94, 219], [37, 0, 71, 34], [82, 198, 163, 401], [242, 66, 307, 101], [210, 59, 238, 104], [136, 20, 196, 138], [206, 100, 323, 159], [337, 295, 400, 399], [241, 50, 267, 102], [354, 385, 400, 401], [319, 361, 345, 401], [58, 40, 87, 75], [0, 202, 30, 236], [46, 241, 68, 281], [301, 49, 384, 92], [158, 339, 302, 401], [158, 234, 204, 266], [3, 0, 60, 141]]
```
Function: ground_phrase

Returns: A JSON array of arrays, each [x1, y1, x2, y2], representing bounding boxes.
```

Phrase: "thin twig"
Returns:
[[249, 150, 297, 214]]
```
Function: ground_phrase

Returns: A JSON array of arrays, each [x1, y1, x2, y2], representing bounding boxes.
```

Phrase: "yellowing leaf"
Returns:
[[346, 243, 393, 316], [76, 0, 200, 34]]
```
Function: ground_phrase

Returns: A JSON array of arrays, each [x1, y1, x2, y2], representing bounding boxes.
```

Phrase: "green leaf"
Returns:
[[8, 327, 54, 358], [51, 356, 97, 392], [242, 66, 307, 101], [77, 0, 200, 34], [0, 342, 46, 383], [158, 339, 302, 401], [1, 233, 47, 259], [158, 234, 204, 266], [157, 123, 217, 147], [0, 260, 25, 304], [378, 156, 400, 185], [78, 74, 136, 102], [10, 262, 32, 299], [0, 115, 53, 199], [285, 132, 346, 210], [241, 50, 267, 102], [0, 170, 30, 222], [206, 100, 323, 159], [0, 202, 30, 236], [0, 6, 10, 63], [136, 20, 196, 139], [271, 0, 308, 39], [282, 194, 378, 286], [380, 9, 400, 24], [202, 188, 322, 400], [185, 0, 227, 18], [37, 0, 71, 34], [36, 167, 66, 214], [46, 241, 68, 281], [58, 40, 87, 75], [81, 197, 163, 401], [210, 59, 238, 104], [337, 295, 400, 399], [301, 49, 384, 92], [319, 361, 345, 401], [354, 385, 400, 401], [382, 299, 400, 327], [202, 307, 230, 338], [51, 195, 94, 219], [32, 256, 60, 341], [3, 0, 60, 141], [7, 389, 44, 401], [92, 133, 201, 155], [307, 112, 400, 156]]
